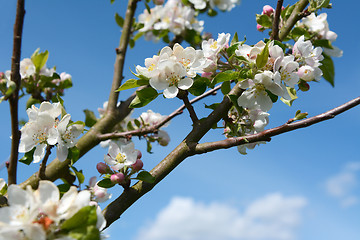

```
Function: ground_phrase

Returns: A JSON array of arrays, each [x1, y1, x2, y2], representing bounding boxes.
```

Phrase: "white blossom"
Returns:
[[0, 181, 106, 239], [104, 141, 138, 171], [237, 71, 284, 112], [55, 114, 84, 162]]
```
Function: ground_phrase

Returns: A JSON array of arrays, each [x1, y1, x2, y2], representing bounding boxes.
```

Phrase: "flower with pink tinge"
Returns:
[[237, 71, 284, 112], [104, 141, 138, 171], [297, 65, 322, 82], [89, 177, 112, 203]]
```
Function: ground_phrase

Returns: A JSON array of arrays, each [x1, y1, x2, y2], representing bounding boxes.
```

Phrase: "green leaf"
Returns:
[[204, 103, 220, 110], [19, 148, 36, 165], [70, 166, 85, 185], [68, 225, 101, 240], [133, 32, 144, 41], [57, 183, 71, 194], [129, 38, 135, 48], [110, 0, 115, 3], [130, 87, 159, 108], [97, 178, 115, 188], [290, 27, 309, 39], [230, 32, 239, 46], [266, 90, 278, 103], [31, 49, 49, 72], [207, 8, 218, 17], [210, 70, 238, 88], [134, 119, 141, 128], [319, 54, 335, 86], [135, 171, 155, 183], [61, 206, 98, 230], [127, 121, 135, 131], [26, 96, 41, 110], [280, 87, 298, 106], [115, 13, 124, 28], [294, 110, 308, 121], [83, 109, 98, 127], [226, 43, 240, 57], [313, 39, 333, 49], [68, 147, 80, 163], [188, 77, 207, 96], [146, 140, 153, 153], [256, 42, 269, 69], [116, 78, 149, 91], [145, 2, 151, 14], [221, 81, 231, 95], [256, 14, 272, 28]]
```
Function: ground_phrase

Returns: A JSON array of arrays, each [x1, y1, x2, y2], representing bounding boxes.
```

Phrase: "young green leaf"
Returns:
[[83, 109, 98, 127], [319, 54, 335, 87], [256, 42, 269, 69], [97, 178, 116, 188], [116, 79, 149, 91], [130, 87, 159, 108], [135, 171, 155, 183], [115, 13, 124, 28]]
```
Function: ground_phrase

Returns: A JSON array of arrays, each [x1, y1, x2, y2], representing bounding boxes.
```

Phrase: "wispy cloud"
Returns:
[[135, 193, 307, 240], [325, 161, 360, 207]]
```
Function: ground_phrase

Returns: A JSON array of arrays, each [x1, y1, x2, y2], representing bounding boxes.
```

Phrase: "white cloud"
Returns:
[[325, 161, 360, 207], [135, 193, 307, 240]]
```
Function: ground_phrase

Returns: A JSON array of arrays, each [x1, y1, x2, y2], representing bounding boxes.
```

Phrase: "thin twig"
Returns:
[[38, 145, 53, 180], [98, 84, 222, 141], [178, 90, 199, 124], [191, 96, 360, 154], [271, 0, 284, 41], [7, 0, 25, 185], [279, 0, 309, 41], [107, 0, 139, 113]]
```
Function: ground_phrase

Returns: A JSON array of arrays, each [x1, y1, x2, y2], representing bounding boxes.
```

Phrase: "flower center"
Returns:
[[148, 63, 156, 72], [167, 72, 180, 86], [116, 153, 126, 163], [210, 41, 218, 50]]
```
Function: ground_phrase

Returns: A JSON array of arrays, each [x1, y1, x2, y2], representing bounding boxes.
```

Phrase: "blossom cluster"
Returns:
[[1, 50, 73, 105], [0, 180, 105, 240], [189, 0, 240, 11], [299, 12, 343, 57], [138, 0, 204, 41], [136, 33, 230, 98], [19, 101, 84, 163], [97, 139, 144, 187]]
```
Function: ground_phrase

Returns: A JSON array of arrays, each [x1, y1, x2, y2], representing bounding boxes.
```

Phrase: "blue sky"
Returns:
[[0, 1, 360, 240]]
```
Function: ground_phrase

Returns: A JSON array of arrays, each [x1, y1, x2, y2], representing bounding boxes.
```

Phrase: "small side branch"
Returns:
[[38, 145, 53, 180], [279, 0, 309, 41], [98, 84, 222, 141], [192, 96, 360, 154], [178, 90, 199, 124], [271, 0, 284, 41], [7, 0, 25, 185]]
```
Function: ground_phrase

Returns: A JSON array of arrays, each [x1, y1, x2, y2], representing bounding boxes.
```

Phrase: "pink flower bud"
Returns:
[[257, 24, 264, 32], [94, 189, 106, 199], [262, 5, 274, 16], [137, 150, 142, 159], [96, 162, 109, 174], [110, 173, 125, 184], [0, 72, 4, 79], [132, 159, 144, 172], [201, 72, 213, 79]]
